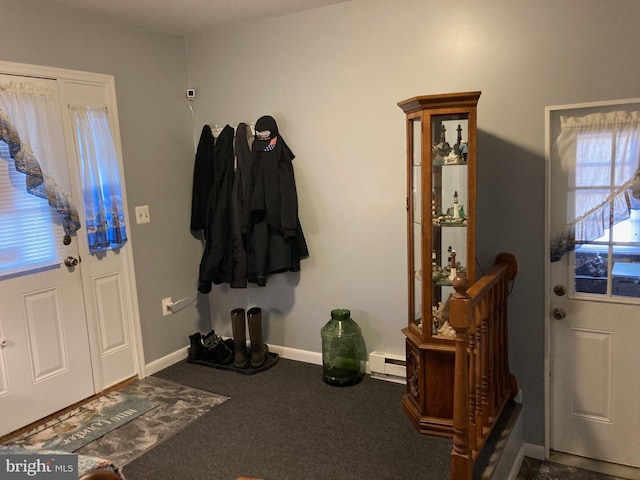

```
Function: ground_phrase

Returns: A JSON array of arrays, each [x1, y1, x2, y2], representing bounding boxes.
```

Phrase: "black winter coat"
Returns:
[[190, 125, 215, 232], [228, 123, 254, 288], [197, 125, 235, 293], [248, 135, 309, 286]]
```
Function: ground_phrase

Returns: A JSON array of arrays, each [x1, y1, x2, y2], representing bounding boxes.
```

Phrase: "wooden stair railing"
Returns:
[[449, 252, 519, 480]]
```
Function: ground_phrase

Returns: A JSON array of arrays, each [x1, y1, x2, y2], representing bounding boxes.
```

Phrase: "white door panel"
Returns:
[[58, 78, 137, 390], [89, 270, 136, 387], [0, 265, 94, 436], [548, 100, 640, 468], [550, 283, 640, 466]]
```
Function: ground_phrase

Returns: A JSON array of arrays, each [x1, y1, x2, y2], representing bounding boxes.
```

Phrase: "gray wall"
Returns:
[[184, 0, 640, 447], [0, 0, 208, 363], [2, 0, 640, 448]]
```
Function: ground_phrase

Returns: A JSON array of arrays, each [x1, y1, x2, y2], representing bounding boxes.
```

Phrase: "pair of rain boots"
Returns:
[[231, 307, 269, 369]]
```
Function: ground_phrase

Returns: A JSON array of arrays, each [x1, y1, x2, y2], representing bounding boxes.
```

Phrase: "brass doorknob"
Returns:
[[552, 307, 566, 320], [64, 256, 79, 267], [553, 285, 566, 296]]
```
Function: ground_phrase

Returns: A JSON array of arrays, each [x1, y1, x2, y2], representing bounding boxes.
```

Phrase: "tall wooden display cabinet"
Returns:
[[398, 91, 480, 436]]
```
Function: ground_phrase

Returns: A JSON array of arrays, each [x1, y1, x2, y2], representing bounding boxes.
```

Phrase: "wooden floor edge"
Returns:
[[0, 375, 139, 444]]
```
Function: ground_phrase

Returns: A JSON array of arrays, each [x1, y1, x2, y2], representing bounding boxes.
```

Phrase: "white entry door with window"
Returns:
[[547, 100, 640, 467], [0, 65, 142, 437]]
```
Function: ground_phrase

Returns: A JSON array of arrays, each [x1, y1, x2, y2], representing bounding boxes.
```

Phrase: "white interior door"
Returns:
[[547, 100, 640, 467], [0, 75, 95, 436], [58, 78, 139, 391], [0, 64, 142, 437]]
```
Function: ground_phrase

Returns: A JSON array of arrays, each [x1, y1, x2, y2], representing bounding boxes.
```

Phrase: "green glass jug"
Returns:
[[321, 308, 364, 386]]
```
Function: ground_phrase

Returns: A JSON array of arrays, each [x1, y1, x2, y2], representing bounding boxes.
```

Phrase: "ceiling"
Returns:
[[40, 0, 351, 36]]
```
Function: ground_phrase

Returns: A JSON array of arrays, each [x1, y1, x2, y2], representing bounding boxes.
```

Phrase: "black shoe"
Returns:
[[202, 330, 234, 365], [187, 332, 204, 362]]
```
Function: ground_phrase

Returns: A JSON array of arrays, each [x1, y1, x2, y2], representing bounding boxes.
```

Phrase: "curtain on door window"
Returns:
[[70, 105, 127, 253], [0, 80, 80, 276], [0, 81, 80, 236], [550, 110, 640, 261]]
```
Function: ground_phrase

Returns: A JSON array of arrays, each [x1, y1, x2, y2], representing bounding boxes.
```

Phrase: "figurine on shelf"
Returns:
[[437, 318, 456, 338], [433, 295, 456, 338], [431, 305, 440, 335], [431, 190, 436, 218], [460, 141, 468, 162], [453, 191, 459, 221], [448, 248, 457, 281], [432, 245, 467, 285], [434, 191, 467, 225], [432, 124, 452, 165], [445, 124, 465, 164]]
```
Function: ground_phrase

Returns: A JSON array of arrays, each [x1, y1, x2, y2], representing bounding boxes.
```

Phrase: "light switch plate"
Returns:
[[135, 205, 150, 224]]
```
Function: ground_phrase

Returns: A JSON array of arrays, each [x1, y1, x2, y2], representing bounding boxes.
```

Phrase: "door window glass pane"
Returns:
[[0, 141, 63, 277], [572, 131, 640, 299]]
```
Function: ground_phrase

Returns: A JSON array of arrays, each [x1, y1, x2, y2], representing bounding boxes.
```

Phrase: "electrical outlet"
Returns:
[[135, 205, 151, 224], [162, 297, 173, 316]]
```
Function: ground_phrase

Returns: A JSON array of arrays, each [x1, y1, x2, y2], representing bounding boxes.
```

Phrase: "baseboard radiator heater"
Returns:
[[368, 351, 406, 384]]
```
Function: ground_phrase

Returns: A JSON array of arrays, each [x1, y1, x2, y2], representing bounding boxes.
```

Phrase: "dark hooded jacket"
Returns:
[[197, 124, 234, 293], [228, 123, 254, 288], [190, 125, 215, 232], [247, 134, 309, 286]]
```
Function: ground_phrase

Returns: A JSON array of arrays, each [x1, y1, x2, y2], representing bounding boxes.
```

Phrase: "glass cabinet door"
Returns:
[[400, 91, 479, 342], [410, 117, 423, 330], [430, 114, 469, 336]]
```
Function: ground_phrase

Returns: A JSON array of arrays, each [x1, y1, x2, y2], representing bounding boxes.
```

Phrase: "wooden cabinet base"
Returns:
[[402, 394, 454, 437]]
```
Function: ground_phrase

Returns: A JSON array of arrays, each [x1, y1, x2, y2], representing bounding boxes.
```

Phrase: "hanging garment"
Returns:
[[197, 124, 235, 294], [229, 123, 254, 288], [248, 116, 309, 286], [190, 125, 215, 233]]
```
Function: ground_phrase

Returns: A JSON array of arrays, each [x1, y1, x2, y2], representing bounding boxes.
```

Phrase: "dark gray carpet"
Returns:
[[123, 358, 452, 480]]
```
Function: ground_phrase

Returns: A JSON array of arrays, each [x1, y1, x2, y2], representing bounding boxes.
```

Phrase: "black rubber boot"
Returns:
[[187, 332, 203, 362], [231, 308, 250, 368], [247, 307, 269, 368]]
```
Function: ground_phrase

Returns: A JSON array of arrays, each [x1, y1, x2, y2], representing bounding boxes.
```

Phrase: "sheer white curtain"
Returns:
[[69, 105, 127, 253], [550, 110, 640, 260], [0, 80, 80, 236]]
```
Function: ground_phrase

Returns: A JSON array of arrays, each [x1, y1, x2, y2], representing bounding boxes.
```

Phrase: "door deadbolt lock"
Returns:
[[64, 256, 79, 267], [552, 307, 566, 320]]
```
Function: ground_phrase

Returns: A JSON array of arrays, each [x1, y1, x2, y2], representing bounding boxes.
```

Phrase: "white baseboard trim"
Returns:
[[507, 440, 527, 480], [144, 347, 188, 376], [524, 442, 545, 460], [144, 344, 323, 377], [267, 344, 323, 365], [506, 442, 544, 480]]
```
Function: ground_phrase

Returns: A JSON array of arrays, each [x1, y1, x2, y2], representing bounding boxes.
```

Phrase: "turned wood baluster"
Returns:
[[488, 288, 497, 419], [468, 313, 478, 452], [450, 275, 472, 480], [474, 304, 482, 446], [496, 277, 507, 402], [476, 300, 487, 438]]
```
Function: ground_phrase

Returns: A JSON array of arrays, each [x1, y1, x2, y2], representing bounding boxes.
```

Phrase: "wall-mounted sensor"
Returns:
[[186, 88, 196, 100]]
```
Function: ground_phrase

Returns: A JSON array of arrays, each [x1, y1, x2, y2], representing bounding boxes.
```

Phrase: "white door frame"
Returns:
[[0, 60, 146, 390], [544, 96, 640, 460]]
